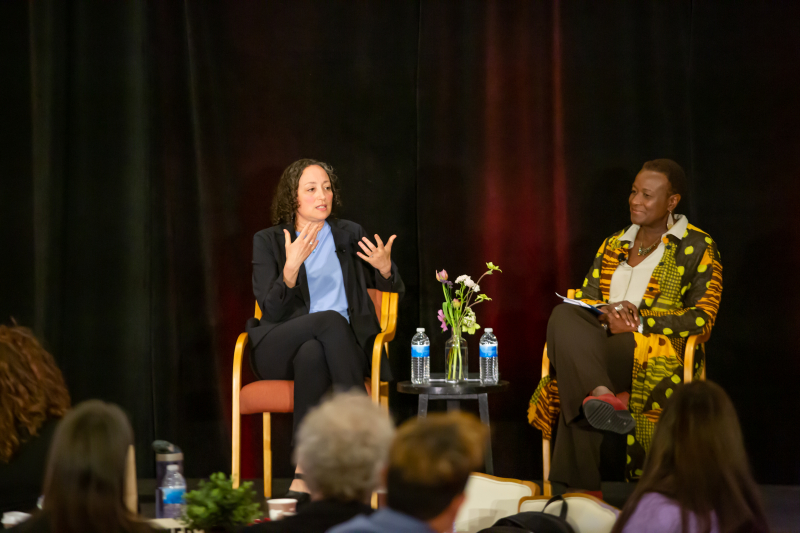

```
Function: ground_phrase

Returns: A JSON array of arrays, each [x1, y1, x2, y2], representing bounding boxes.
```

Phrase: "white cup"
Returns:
[[2, 512, 31, 529], [267, 498, 297, 521]]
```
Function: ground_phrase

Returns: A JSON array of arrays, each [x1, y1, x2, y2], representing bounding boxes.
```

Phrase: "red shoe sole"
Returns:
[[583, 397, 636, 434]]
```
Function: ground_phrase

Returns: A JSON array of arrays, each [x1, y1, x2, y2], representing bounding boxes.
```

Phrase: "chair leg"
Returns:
[[542, 438, 552, 496], [380, 382, 389, 414], [232, 404, 241, 489], [263, 413, 272, 499]]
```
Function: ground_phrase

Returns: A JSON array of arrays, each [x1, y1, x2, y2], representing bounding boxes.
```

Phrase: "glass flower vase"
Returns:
[[445, 330, 468, 383]]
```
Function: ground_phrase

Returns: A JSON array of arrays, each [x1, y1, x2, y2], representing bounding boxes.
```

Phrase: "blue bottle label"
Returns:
[[479, 345, 497, 358], [162, 486, 185, 505], [412, 345, 429, 358]]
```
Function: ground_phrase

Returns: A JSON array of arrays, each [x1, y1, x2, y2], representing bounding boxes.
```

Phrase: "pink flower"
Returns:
[[436, 270, 449, 282], [437, 309, 449, 331]]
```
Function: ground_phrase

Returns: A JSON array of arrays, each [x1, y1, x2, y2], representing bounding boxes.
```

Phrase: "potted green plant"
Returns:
[[182, 472, 262, 532]]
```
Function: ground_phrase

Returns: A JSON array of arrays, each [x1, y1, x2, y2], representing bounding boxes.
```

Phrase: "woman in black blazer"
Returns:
[[246, 158, 404, 497]]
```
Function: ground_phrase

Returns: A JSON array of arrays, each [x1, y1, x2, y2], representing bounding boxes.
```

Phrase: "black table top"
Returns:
[[397, 373, 510, 395]]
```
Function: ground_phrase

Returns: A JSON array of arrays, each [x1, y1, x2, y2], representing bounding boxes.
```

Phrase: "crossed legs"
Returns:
[[252, 311, 368, 492], [546, 304, 635, 490]]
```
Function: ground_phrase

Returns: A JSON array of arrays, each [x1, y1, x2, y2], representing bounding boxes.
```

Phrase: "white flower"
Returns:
[[463, 308, 477, 327], [464, 278, 476, 288], [455, 275, 471, 285], [472, 284, 480, 292]]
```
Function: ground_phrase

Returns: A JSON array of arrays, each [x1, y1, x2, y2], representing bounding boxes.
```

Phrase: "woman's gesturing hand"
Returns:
[[282, 222, 322, 287], [357, 234, 397, 279]]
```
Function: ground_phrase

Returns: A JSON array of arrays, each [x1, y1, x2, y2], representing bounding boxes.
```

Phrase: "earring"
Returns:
[[667, 211, 675, 230]]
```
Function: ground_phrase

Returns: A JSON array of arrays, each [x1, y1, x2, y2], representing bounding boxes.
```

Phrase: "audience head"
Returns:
[[0, 324, 70, 463], [386, 412, 487, 529], [271, 158, 342, 226], [42, 400, 148, 533], [295, 391, 395, 503], [613, 380, 769, 533]]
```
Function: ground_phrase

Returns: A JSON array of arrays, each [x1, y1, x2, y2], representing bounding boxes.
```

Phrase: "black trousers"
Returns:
[[252, 311, 369, 435], [546, 304, 635, 490]]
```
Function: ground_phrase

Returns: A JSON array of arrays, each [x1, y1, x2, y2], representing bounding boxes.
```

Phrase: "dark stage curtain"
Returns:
[[1, 0, 799, 484]]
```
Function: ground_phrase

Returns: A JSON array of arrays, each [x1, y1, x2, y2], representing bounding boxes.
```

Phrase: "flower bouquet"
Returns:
[[436, 262, 501, 382]]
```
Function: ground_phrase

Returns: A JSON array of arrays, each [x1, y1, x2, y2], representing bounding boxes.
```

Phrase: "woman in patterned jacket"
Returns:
[[528, 159, 722, 495]]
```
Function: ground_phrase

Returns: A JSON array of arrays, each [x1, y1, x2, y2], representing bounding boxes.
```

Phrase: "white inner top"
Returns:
[[609, 215, 689, 308]]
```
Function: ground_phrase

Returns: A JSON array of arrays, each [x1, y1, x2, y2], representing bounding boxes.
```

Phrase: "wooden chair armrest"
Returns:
[[370, 292, 399, 405], [233, 332, 249, 396], [371, 330, 391, 404], [683, 331, 710, 383]]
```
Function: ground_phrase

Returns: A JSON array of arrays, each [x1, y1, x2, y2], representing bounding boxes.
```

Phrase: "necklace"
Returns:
[[637, 237, 660, 256]]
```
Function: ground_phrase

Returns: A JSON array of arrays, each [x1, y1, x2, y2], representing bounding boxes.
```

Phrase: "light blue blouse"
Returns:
[[298, 222, 349, 322]]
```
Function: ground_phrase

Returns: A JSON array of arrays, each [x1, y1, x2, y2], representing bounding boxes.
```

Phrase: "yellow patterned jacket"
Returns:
[[528, 216, 723, 480]]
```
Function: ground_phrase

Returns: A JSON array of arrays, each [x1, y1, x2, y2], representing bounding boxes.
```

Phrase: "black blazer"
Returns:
[[246, 219, 404, 373]]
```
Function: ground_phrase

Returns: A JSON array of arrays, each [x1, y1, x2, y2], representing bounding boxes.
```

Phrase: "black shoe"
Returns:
[[582, 394, 636, 434]]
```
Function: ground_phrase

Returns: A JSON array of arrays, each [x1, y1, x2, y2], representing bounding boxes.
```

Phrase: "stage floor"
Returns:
[[136, 479, 799, 532]]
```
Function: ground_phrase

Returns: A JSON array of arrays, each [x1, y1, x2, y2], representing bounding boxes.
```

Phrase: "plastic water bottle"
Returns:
[[479, 328, 498, 384], [161, 464, 187, 519], [411, 328, 430, 384]]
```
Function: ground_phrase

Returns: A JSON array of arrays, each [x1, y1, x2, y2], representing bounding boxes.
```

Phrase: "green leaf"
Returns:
[[183, 472, 262, 532]]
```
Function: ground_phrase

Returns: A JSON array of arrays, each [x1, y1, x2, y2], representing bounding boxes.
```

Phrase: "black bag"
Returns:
[[477, 495, 576, 533]]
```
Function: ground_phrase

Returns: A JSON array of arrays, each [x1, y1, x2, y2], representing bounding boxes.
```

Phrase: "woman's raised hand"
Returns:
[[282, 222, 322, 287], [357, 234, 396, 279]]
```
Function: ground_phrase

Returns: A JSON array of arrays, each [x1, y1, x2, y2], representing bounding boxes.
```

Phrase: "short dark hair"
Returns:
[[641, 159, 687, 198], [270, 158, 342, 225], [386, 412, 487, 521]]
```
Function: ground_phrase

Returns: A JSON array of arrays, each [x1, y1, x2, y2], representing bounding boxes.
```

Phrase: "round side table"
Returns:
[[397, 373, 509, 474]]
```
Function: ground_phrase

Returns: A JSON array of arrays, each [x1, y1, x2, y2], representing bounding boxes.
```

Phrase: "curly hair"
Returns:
[[270, 158, 342, 225], [0, 324, 71, 463]]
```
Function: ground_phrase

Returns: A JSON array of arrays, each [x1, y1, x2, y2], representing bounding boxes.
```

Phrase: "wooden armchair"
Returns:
[[539, 289, 709, 496], [231, 289, 399, 497], [454, 473, 541, 533]]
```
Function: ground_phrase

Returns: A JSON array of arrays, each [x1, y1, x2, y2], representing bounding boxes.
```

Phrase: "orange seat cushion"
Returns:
[[240, 380, 294, 414], [239, 379, 374, 415]]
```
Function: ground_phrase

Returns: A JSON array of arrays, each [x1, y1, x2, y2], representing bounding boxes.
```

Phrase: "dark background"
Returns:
[[2, 1, 799, 485]]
